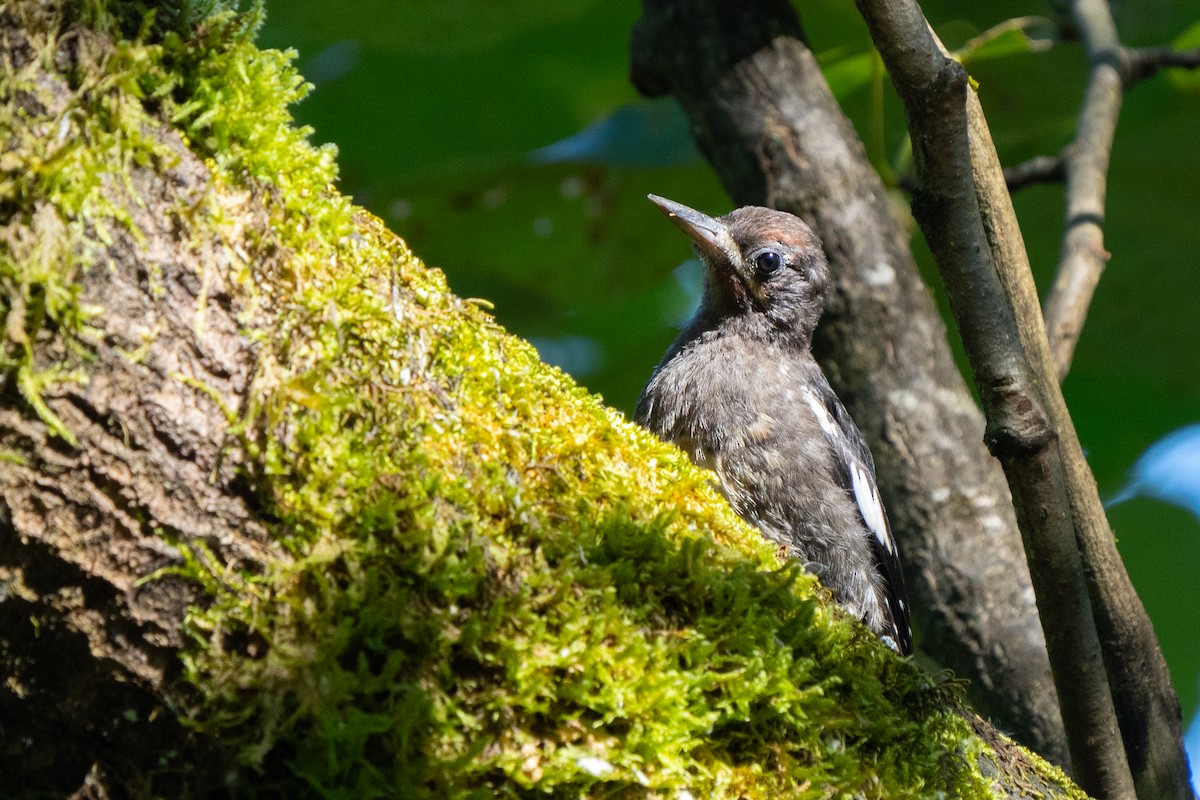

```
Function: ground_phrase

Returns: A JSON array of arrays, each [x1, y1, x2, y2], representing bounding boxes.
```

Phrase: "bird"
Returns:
[[635, 194, 912, 655]]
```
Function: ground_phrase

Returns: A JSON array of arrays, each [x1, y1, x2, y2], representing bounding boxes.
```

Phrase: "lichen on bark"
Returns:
[[0, 2, 1084, 798]]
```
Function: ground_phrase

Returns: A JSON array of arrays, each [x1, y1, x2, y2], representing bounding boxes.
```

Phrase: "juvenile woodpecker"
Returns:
[[636, 194, 912, 654]]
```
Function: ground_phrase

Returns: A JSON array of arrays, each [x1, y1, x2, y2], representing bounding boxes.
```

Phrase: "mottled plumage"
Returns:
[[636, 195, 912, 654]]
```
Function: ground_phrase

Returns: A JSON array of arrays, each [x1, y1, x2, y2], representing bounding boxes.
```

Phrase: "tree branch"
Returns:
[[1031, 11, 1196, 788], [631, 0, 1071, 769], [1004, 154, 1065, 192], [1125, 45, 1200, 85], [1042, 0, 1123, 382], [1005, 28, 1200, 380], [852, 1, 1191, 799]]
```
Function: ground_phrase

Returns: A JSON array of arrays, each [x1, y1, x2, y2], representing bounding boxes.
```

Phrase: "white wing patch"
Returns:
[[850, 461, 894, 555], [803, 388, 839, 438], [804, 387, 896, 556], [802, 387, 911, 653]]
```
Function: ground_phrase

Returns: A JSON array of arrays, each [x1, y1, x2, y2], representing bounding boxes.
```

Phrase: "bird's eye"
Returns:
[[754, 250, 783, 274]]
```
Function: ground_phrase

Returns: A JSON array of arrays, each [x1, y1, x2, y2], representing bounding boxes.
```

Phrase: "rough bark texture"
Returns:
[[900, 50, 1134, 800], [631, 0, 1069, 769], [0, 107, 279, 797]]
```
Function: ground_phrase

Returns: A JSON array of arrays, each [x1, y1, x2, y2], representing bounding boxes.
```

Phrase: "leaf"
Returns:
[[953, 17, 1057, 66], [1167, 22, 1200, 93], [1173, 20, 1200, 49], [821, 50, 876, 99]]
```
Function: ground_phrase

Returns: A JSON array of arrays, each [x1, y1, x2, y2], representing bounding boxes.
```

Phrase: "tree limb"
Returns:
[[1042, 0, 1124, 382], [852, 1, 1191, 798], [1004, 154, 1065, 192], [631, 0, 1071, 769], [855, 10, 1130, 796], [1042, 8, 1200, 382], [1125, 45, 1200, 85]]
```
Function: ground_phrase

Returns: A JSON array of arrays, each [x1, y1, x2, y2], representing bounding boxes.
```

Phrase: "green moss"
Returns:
[[0, 2, 1082, 798]]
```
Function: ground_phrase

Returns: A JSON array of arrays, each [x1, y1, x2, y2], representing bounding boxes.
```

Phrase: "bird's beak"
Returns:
[[647, 194, 741, 271]]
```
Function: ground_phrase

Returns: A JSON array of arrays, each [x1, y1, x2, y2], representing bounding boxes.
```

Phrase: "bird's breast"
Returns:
[[639, 332, 808, 456]]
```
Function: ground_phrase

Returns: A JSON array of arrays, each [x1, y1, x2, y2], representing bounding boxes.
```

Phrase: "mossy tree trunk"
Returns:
[[0, 4, 1088, 798]]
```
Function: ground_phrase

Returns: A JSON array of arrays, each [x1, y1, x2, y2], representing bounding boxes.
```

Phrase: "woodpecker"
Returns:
[[636, 194, 912, 654]]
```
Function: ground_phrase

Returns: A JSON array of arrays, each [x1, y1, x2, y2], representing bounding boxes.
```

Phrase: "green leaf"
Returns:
[[954, 17, 1056, 66], [1167, 22, 1200, 93], [821, 50, 876, 99]]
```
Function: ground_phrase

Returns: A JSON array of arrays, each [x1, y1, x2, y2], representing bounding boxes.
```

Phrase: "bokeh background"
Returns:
[[257, 0, 1200, 765]]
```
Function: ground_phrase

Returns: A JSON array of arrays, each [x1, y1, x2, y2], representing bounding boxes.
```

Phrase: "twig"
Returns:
[[1002, 46, 1199, 190], [1001, 46, 1200, 195], [1042, 0, 1123, 382], [952, 16, 1056, 61], [850, 1, 1160, 798], [1004, 154, 1065, 191], [1125, 45, 1200, 85]]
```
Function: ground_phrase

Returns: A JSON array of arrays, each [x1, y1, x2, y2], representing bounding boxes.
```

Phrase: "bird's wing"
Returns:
[[802, 385, 913, 655]]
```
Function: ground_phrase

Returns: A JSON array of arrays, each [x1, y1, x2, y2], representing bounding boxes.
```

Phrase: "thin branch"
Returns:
[[1004, 154, 1066, 191], [1041, 20, 1200, 382], [951, 16, 1057, 61], [1042, 0, 1122, 382], [1125, 45, 1200, 85], [1008, 38, 1199, 355]]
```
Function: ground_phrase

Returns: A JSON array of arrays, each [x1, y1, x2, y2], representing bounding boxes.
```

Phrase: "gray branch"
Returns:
[[1043, 0, 1123, 381], [1004, 154, 1065, 191], [1043, 8, 1200, 381], [1125, 45, 1200, 85]]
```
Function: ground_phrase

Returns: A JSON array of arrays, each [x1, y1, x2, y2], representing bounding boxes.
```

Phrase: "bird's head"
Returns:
[[649, 194, 830, 343]]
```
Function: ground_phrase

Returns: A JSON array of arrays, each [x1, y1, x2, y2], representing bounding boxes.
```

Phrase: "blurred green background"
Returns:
[[258, 0, 1200, 724]]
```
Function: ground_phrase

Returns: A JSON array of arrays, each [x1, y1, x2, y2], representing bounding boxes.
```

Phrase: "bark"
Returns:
[[0, 90, 279, 799], [630, 0, 1070, 769]]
